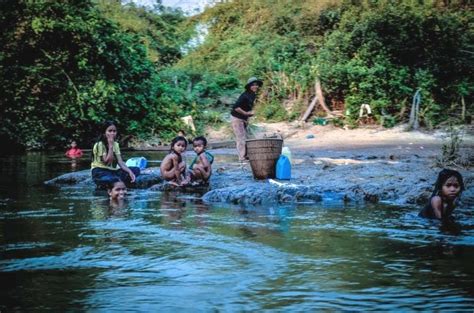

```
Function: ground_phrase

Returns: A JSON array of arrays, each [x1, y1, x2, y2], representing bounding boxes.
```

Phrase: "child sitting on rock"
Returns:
[[91, 121, 140, 188], [419, 169, 464, 220], [160, 136, 190, 186], [189, 136, 214, 184]]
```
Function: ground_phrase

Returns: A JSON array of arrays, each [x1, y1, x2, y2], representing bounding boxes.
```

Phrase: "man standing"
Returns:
[[230, 77, 263, 161]]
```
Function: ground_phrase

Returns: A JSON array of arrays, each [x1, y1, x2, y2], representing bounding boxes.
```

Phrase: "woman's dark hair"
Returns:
[[192, 136, 207, 146], [107, 177, 124, 191], [91, 120, 117, 161], [97, 120, 118, 148], [432, 169, 465, 197]]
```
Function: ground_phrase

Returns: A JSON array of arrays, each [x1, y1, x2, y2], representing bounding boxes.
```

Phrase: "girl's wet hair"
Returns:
[[432, 169, 465, 196], [107, 177, 124, 191], [192, 136, 207, 146], [170, 136, 187, 152]]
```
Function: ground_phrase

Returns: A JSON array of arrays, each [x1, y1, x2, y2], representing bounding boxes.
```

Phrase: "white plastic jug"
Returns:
[[281, 146, 292, 164], [126, 157, 147, 170]]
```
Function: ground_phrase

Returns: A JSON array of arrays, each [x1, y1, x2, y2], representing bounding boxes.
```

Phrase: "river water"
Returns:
[[1, 152, 473, 311]]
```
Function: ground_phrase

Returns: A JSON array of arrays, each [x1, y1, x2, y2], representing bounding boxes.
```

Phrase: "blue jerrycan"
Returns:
[[276, 155, 291, 180]]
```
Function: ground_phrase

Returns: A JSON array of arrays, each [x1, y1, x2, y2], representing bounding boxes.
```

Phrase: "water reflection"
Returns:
[[0, 152, 474, 311]]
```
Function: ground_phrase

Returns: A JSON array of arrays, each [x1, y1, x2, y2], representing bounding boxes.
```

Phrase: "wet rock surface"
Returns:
[[44, 148, 473, 208], [44, 168, 163, 189], [203, 154, 473, 208]]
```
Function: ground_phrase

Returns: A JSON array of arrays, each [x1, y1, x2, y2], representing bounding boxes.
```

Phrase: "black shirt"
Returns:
[[231, 91, 256, 121]]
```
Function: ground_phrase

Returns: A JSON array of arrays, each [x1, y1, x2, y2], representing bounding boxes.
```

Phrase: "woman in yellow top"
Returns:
[[91, 121, 140, 188]]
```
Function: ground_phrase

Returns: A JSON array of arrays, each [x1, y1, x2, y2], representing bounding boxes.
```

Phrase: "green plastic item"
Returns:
[[313, 117, 328, 126]]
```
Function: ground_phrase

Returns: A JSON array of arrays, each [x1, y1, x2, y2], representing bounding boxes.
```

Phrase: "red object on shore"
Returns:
[[65, 148, 83, 158]]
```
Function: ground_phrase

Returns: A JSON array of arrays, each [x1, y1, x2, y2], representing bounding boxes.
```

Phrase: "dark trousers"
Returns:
[[92, 167, 140, 188]]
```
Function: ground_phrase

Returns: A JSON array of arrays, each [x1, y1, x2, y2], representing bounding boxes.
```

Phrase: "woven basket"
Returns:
[[246, 138, 283, 179]]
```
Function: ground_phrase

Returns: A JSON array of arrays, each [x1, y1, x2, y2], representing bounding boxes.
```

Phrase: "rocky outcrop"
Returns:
[[44, 168, 163, 189], [43, 157, 473, 209]]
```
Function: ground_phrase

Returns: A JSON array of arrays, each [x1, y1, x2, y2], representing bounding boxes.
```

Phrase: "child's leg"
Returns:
[[192, 164, 210, 181], [179, 161, 191, 185], [161, 168, 178, 182], [118, 167, 140, 185], [92, 168, 119, 188]]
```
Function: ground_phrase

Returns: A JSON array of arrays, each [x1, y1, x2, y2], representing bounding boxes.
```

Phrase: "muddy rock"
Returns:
[[201, 160, 474, 208], [44, 167, 163, 189]]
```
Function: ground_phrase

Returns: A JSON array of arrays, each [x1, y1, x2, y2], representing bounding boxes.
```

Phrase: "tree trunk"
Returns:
[[315, 78, 334, 117], [301, 78, 334, 122]]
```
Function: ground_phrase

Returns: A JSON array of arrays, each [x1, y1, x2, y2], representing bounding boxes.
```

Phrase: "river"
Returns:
[[1, 152, 473, 311]]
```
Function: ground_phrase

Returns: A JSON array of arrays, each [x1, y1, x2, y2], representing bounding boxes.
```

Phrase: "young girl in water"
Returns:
[[160, 136, 190, 186], [65, 140, 83, 158], [108, 178, 127, 201], [91, 121, 140, 188], [107, 178, 127, 213], [419, 169, 464, 220]]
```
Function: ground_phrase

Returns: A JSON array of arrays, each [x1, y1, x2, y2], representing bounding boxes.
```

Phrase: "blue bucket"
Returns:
[[125, 157, 147, 170]]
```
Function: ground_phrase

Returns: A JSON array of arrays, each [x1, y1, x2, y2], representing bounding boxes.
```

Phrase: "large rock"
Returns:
[[44, 167, 163, 189], [201, 161, 474, 208]]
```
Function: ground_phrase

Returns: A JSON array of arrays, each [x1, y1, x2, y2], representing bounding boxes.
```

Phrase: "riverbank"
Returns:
[[46, 123, 474, 209], [204, 123, 473, 207]]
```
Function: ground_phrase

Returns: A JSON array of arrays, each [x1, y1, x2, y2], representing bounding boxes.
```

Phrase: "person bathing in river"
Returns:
[[65, 140, 83, 158], [419, 169, 464, 220], [160, 136, 190, 186], [189, 136, 214, 184], [230, 77, 263, 162], [108, 178, 127, 204], [91, 121, 140, 188]]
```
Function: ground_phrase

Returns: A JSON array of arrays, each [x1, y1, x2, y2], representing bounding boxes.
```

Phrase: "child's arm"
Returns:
[[102, 137, 116, 164], [430, 196, 443, 219], [172, 156, 182, 183], [77, 149, 83, 157], [199, 154, 211, 176], [117, 154, 136, 183]]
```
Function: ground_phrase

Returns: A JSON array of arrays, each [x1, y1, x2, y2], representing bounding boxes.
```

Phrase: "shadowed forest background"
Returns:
[[1, 0, 472, 150]]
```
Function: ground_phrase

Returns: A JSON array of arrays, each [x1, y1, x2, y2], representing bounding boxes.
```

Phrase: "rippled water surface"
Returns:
[[1, 152, 473, 311]]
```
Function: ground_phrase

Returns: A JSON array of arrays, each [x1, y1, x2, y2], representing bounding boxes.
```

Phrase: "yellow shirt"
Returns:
[[91, 141, 121, 170]]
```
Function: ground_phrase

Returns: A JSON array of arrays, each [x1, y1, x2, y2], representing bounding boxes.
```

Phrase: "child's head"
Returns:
[[433, 169, 464, 200], [70, 140, 77, 148], [170, 136, 187, 154], [192, 136, 207, 154], [99, 120, 118, 141], [107, 178, 127, 200], [177, 129, 186, 137]]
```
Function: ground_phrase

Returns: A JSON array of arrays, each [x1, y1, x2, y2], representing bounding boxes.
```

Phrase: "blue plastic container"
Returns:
[[276, 155, 291, 180], [125, 157, 147, 170]]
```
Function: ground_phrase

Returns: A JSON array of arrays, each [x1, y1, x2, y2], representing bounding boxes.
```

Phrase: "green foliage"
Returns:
[[180, 0, 472, 127], [0, 0, 189, 149], [256, 99, 288, 122], [316, 1, 473, 127], [1, 0, 472, 150]]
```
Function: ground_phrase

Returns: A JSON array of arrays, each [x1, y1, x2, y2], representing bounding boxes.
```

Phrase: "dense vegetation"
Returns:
[[183, 0, 473, 127], [0, 0, 190, 149], [1, 0, 472, 150]]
